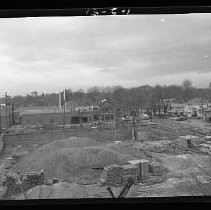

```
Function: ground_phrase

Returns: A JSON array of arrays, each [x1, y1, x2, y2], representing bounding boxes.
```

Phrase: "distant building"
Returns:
[[98, 99, 122, 121], [0, 104, 6, 109], [184, 97, 209, 110], [182, 97, 209, 117], [18, 108, 97, 126], [17, 99, 123, 126]]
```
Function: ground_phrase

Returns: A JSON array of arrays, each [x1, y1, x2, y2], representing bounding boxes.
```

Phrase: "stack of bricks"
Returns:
[[121, 164, 138, 185], [2, 170, 45, 197], [22, 170, 44, 192], [2, 173, 22, 196], [149, 162, 162, 176], [101, 164, 139, 186], [128, 159, 150, 181], [101, 164, 123, 187]]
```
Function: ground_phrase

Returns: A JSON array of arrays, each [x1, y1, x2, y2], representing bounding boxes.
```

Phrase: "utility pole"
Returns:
[[5, 92, 8, 128], [79, 109, 83, 128], [91, 107, 94, 126], [201, 99, 204, 122], [8, 96, 11, 127], [63, 90, 66, 127], [131, 109, 136, 141], [0, 111, 2, 135], [151, 97, 154, 122]]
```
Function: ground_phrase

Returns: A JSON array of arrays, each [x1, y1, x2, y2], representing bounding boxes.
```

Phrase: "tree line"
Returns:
[[11, 80, 211, 114]]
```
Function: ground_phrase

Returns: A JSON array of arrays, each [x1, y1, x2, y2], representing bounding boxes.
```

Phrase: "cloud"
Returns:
[[0, 14, 210, 95]]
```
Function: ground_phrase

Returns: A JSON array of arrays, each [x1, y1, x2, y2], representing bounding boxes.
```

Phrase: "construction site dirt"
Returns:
[[0, 119, 211, 199]]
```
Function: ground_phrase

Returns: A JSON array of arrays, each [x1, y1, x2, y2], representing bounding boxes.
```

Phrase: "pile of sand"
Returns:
[[12, 138, 144, 183]]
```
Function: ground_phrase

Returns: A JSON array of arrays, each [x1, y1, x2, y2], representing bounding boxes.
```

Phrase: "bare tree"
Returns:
[[182, 79, 192, 90], [182, 79, 193, 101], [161, 99, 171, 118]]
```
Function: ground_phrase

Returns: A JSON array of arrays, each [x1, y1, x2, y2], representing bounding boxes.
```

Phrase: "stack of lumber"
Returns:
[[22, 170, 44, 191], [121, 164, 138, 185], [149, 162, 162, 176], [128, 159, 149, 180], [101, 164, 123, 187]]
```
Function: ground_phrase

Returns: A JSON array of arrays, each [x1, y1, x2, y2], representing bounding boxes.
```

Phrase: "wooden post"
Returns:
[[62, 90, 66, 127], [8, 96, 11, 127], [106, 187, 115, 198], [79, 110, 83, 128], [63, 102, 66, 126], [91, 108, 94, 126], [11, 104, 15, 125]]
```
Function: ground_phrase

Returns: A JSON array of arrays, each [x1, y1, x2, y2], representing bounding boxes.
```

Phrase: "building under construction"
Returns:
[[15, 99, 123, 127]]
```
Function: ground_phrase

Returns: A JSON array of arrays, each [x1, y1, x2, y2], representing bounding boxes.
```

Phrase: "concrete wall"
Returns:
[[21, 111, 100, 126], [3, 127, 132, 147]]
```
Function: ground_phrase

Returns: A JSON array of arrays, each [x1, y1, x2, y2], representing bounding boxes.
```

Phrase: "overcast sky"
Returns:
[[0, 14, 211, 96]]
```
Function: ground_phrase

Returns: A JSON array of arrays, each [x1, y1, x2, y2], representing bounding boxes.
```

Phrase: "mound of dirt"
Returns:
[[16, 182, 91, 199], [103, 142, 147, 159], [12, 138, 143, 183], [15, 181, 136, 199], [35, 137, 98, 152]]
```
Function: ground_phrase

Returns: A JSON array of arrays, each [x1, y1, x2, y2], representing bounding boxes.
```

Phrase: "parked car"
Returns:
[[140, 114, 150, 120]]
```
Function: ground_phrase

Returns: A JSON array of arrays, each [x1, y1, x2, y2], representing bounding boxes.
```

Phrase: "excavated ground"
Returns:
[[1, 119, 211, 199]]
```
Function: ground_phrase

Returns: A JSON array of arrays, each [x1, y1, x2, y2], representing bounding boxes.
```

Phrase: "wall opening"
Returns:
[[71, 117, 80, 124]]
